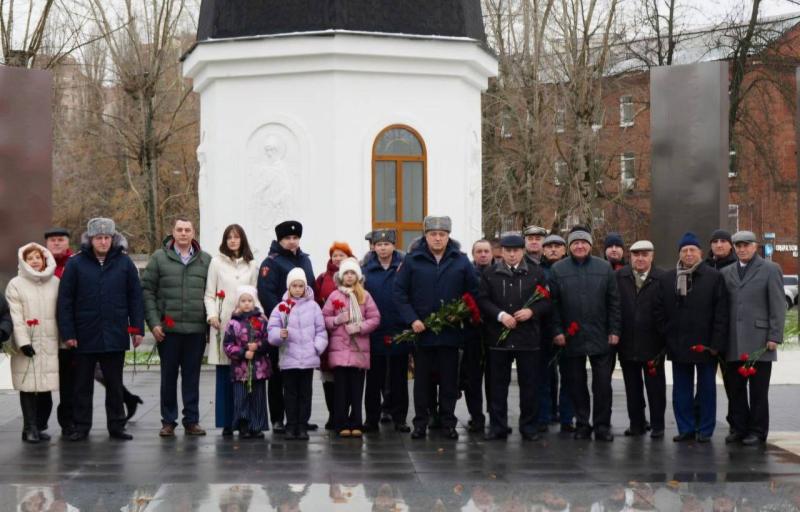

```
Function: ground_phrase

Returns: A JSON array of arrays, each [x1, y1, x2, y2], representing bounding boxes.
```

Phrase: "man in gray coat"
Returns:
[[721, 230, 785, 446]]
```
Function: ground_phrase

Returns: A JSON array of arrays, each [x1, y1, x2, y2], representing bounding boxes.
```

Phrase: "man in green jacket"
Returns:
[[142, 217, 212, 437]]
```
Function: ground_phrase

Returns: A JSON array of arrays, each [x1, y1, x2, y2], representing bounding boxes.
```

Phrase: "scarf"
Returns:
[[676, 260, 701, 296], [337, 285, 363, 325]]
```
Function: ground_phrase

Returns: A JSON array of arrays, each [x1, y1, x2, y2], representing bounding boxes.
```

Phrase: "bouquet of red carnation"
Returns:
[[497, 284, 549, 346], [689, 343, 726, 374], [645, 347, 667, 377], [394, 293, 481, 344], [277, 299, 296, 328], [146, 315, 175, 369], [549, 321, 580, 367], [215, 290, 226, 360], [128, 326, 142, 380], [737, 346, 770, 378], [245, 316, 264, 393]]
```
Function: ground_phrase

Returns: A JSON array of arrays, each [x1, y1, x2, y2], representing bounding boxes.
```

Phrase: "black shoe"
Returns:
[[483, 430, 508, 441], [37, 431, 51, 441], [395, 423, 411, 433], [505, 426, 513, 435], [125, 394, 143, 421], [741, 434, 765, 446], [361, 422, 379, 433], [240, 430, 253, 439], [445, 427, 459, 440], [324, 420, 334, 431], [725, 432, 744, 444], [306, 423, 318, 431], [624, 428, 646, 437], [521, 432, 542, 442], [250, 431, 265, 439], [673, 432, 696, 442], [650, 429, 665, 439], [21, 428, 41, 444], [272, 422, 286, 434], [67, 431, 88, 442], [536, 423, 549, 433], [110, 431, 133, 440], [296, 429, 309, 441], [284, 430, 298, 441], [467, 419, 485, 433], [380, 412, 393, 424], [560, 423, 576, 433], [574, 428, 592, 440], [411, 427, 426, 439], [222, 428, 234, 437], [595, 431, 614, 442], [696, 434, 711, 443]]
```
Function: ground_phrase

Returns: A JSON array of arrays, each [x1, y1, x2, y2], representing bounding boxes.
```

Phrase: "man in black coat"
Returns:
[[477, 235, 551, 441], [661, 232, 728, 443], [550, 226, 621, 442], [616, 240, 666, 438], [57, 218, 145, 441], [705, 229, 737, 270], [0, 294, 11, 348]]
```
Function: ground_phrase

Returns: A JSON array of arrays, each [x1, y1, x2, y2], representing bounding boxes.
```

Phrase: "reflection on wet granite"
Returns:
[[5, 482, 800, 511]]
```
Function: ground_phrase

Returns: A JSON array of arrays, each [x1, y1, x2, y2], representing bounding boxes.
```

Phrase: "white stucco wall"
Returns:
[[184, 31, 497, 271]]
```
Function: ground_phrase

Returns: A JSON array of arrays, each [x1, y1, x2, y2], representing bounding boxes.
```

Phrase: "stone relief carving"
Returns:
[[246, 123, 298, 233]]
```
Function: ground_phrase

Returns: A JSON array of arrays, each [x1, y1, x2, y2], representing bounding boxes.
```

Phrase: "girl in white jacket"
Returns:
[[5, 243, 60, 443], [204, 224, 259, 436]]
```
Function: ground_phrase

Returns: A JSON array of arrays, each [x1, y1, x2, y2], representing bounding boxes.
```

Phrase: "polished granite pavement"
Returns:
[[0, 370, 799, 510]]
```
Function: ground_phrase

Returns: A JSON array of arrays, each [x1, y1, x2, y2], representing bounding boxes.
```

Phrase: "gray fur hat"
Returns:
[[86, 217, 116, 238], [423, 215, 452, 233]]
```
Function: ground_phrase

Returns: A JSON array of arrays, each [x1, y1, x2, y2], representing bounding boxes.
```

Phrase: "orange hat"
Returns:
[[329, 241, 354, 258]]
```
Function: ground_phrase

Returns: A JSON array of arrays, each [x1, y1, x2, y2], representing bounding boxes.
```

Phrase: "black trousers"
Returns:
[[157, 333, 205, 426], [413, 346, 459, 430], [19, 391, 53, 431], [725, 361, 772, 439], [565, 352, 614, 432], [322, 380, 335, 426], [460, 339, 485, 425], [57, 349, 76, 432], [333, 367, 366, 430], [282, 369, 313, 433], [620, 360, 666, 432], [267, 346, 285, 424], [488, 349, 540, 435], [72, 351, 126, 434], [365, 354, 409, 425]]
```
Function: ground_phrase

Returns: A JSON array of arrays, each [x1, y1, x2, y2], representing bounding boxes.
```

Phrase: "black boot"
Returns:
[[20, 393, 41, 444], [124, 391, 143, 421]]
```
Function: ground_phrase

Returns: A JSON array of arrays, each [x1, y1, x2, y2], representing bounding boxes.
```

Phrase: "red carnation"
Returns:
[[163, 315, 176, 329], [462, 293, 482, 325], [738, 366, 749, 378], [278, 304, 288, 313], [250, 318, 263, 331], [383, 335, 392, 347], [332, 299, 345, 311], [26, 319, 39, 327], [286, 299, 296, 307], [748, 367, 757, 377], [690, 344, 705, 353], [535, 285, 550, 299], [647, 360, 656, 368], [127, 326, 141, 335], [216, 290, 226, 299], [739, 353, 749, 362], [567, 322, 580, 337], [647, 367, 657, 377]]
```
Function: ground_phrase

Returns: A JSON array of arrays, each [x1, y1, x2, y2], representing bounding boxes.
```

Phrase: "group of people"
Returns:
[[0, 213, 785, 447]]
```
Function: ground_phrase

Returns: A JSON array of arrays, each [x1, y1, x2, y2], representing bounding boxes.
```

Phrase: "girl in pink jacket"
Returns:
[[322, 258, 380, 438]]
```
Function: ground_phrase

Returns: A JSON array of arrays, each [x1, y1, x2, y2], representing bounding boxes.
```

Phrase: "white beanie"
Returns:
[[336, 257, 363, 284], [234, 285, 258, 307], [286, 267, 307, 288]]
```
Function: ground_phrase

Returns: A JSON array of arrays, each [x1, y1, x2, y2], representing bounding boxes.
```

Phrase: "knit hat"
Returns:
[[234, 285, 258, 307], [44, 227, 70, 239], [543, 234, 566, 247], [372, 229, 396, 245], [567, 225, 593, 246], [523, 225, 548, 237], [336, 257, 363, 282], [423, 215, 452, 233], [329, 241, 354, 258], [678, 232, 701, 251], [709, 229, 732, 243], [286, 267, 307, 288], [604, 232, 624, 249], [731, 230, 757, 244], [87, 217, 116, 238], [275, 220, 302, 240], [500, 235, 525, 248]]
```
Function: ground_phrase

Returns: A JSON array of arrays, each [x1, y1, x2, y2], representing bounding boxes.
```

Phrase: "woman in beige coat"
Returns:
[[5, 242, 60, 443], [204, 224, 259, 436]]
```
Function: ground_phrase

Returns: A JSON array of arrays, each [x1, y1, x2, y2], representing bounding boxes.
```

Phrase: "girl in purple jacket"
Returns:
[[223, 285, 271, 439], [322, 258, 381, 438], [268, 268, 328, 440]]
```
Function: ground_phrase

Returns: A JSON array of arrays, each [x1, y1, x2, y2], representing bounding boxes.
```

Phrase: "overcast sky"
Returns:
[[678, 0, 799, 27]]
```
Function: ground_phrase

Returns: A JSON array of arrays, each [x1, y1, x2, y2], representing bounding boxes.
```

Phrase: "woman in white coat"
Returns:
[[5, 243, 60, 443], [204, 224, 259, 436]]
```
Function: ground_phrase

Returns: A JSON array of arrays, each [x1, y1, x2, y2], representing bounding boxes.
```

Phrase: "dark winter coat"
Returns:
[[549, 255, 622, 357], [705, 251, 737, 271], [393, 238, 479, 348], [223, 309, 271, 382], [57, 236, 145, 353], [0, 294, 11, 344], [141, 236, 212, 334], [257, 240, 315, 319], [313, 259, 339, 308], [477, 259, 551, 351], [616, 265, 667, 362], [363, 251, 410, 355], [660, 262, 729, 363]]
